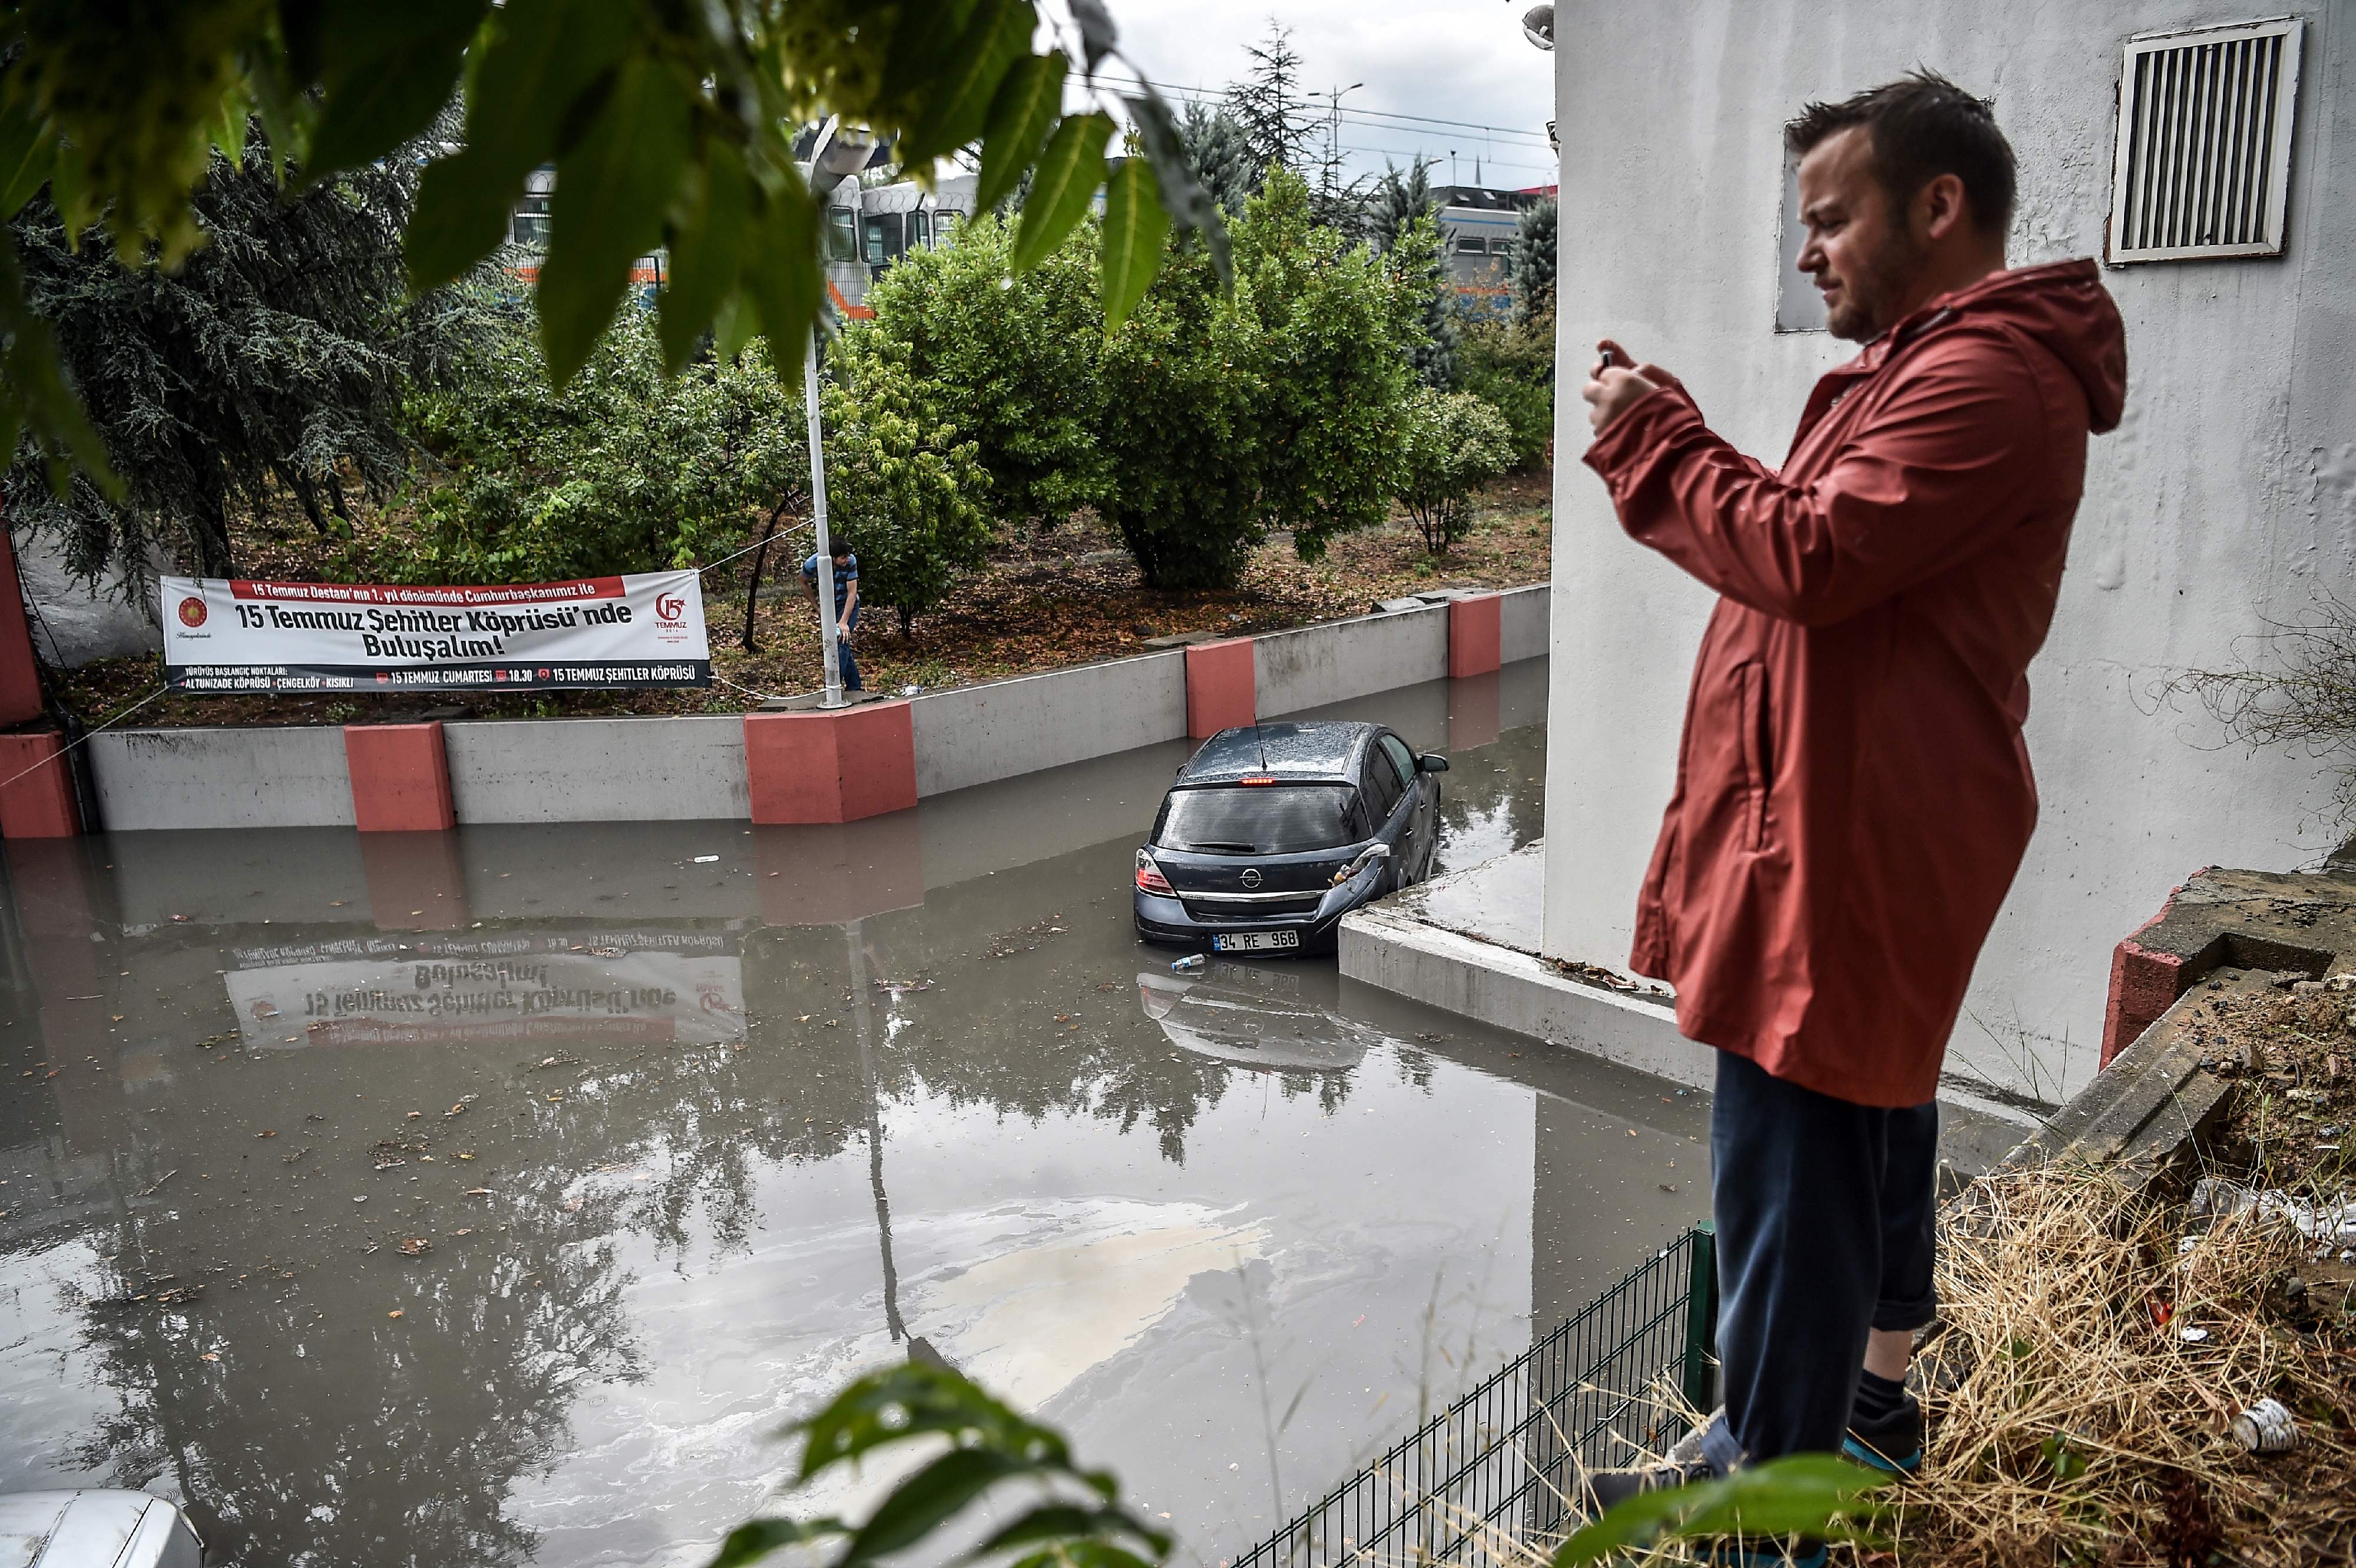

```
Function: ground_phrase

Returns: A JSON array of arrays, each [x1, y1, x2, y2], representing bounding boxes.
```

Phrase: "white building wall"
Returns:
[[1543, 1, 2356, 1100]]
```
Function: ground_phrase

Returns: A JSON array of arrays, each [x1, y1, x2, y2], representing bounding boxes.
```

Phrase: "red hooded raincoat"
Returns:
[[1584, 259, 2127, 1108]]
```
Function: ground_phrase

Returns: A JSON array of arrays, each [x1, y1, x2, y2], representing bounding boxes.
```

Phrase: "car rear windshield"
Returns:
[[1155, 784, 1361, 854]]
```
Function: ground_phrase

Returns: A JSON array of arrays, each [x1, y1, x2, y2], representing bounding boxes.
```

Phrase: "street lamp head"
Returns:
[[1521, 4, 1554, 51]]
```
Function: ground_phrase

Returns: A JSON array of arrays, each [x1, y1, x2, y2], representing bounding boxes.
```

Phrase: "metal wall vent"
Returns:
[[2107, 16, 2303, 264]]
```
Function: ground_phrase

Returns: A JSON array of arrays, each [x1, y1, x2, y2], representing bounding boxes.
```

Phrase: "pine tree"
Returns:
[[1176, 102, 1256, 217], [1366, 162, 1458, 389], [3, 127, 475, 583], [1225, 25, 1317, 180], [1512, 198, 1557, 324]]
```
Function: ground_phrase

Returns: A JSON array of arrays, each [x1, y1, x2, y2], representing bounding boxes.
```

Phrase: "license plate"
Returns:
[[1213, 929, 1300, 952]]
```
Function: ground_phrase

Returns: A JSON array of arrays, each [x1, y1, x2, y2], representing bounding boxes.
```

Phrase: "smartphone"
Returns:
[[1593, 345, 1622, 377]]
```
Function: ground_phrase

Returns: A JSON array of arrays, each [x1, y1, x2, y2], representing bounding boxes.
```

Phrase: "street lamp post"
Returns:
[[802, 333, 844, 709]]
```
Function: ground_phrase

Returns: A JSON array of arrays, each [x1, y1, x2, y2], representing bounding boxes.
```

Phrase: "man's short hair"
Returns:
[[1786, 70, 2016, 237]]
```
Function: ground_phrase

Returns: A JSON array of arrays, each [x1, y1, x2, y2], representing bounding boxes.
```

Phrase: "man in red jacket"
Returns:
[[1574, 73, 2126, 1544]]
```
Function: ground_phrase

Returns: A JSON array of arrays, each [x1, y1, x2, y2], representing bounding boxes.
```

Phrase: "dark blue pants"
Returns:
[[1699, 1050, 1938, 1473], [836, 638, 861, 692]]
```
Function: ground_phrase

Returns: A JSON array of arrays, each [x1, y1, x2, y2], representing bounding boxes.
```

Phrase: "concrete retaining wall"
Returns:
[[444, 716, 750, 823], [910, 650, 1186, 798], [79, 584, 1548, 831], [1257, 604, 1450, 718], [90, 726, 355, 832], [1498, 584, 1548, 666]]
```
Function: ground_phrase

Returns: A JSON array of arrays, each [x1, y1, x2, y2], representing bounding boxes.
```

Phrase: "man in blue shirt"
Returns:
[[800, 544, 861, 693]]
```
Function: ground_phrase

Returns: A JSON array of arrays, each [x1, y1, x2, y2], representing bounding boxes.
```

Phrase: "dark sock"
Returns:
[[1851, 1369, 1908, 1426]]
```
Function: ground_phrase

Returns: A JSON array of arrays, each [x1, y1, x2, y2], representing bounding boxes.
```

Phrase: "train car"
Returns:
[[820, 173, 977, 319], [504, 164, 976, 320], [1430, 184, 1547, 319]]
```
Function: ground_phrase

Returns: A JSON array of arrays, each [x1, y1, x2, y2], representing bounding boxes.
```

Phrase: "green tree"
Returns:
[[1, 130, 466, 581], [1395, 387, 1516, 552], [0, 0, 1228, 492], [1455, 303, 1557, 472], [854, 215, 1106, 531], [363, 302, 805, 584], [1235, 166, 1417, 563], [1097, 239, 1268, 591], [818, 348, 994, 635], [1366, 161, 1457, 389]]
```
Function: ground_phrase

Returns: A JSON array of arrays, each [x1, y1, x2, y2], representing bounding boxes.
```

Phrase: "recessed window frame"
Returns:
[[2105, 15, 2304, 265]]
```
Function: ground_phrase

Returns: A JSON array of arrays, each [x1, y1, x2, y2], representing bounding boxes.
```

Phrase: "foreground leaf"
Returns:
[[1099, 156, 1169, 331], [1552, 1455, 1888, 1567], [794, 1362, 1067, 1486], [538, 56, 691, 385], [660, 147, 752, 373], [977, 49, 1067, 214], [704, 1516, 846, 1568], [1011, 112, 1113, 272], [305, 0, 486, 178]]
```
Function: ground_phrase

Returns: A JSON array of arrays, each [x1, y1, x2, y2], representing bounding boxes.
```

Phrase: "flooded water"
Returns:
[[0, 663, 1710, 1568]]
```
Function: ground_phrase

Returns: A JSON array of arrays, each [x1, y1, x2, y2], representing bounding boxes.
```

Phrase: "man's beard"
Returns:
[[1824, 230, 1922, 342]]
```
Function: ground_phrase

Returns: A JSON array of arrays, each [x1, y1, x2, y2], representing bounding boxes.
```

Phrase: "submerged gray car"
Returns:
[[1133, 721, 1445, 955]]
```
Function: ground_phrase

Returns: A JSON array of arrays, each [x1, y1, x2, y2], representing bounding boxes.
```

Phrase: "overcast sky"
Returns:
[[1048, 0, 1558, 191]]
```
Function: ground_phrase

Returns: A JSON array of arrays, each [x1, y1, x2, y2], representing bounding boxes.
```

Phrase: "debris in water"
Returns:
[[694, 855, 720, 863], [1171, 954, 1206, 973], [396, 1238, 430, 1257], [388, 1309, 404, 1319]]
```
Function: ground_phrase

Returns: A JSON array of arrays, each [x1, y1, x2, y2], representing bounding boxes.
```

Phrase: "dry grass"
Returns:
[[1346, 1162, 2352, 1568], [1855, 1162, 2354, 1567]]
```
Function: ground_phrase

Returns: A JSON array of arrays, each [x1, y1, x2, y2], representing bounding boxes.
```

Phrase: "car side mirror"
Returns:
[[1418, 753, 1450, 773]]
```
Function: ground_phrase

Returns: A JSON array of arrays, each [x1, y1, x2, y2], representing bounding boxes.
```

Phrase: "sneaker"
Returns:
[[1572, 1454, 1715, 1517], [1841, 1395, 1924, 1474], [1675, 1401, 1924, 1476]]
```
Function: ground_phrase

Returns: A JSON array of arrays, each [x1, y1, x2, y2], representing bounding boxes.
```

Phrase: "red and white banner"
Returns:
[[160, 571, 710, 694]]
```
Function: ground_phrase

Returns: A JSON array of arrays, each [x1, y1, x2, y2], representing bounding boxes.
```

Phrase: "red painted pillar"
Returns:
[[0, 524, 80, 838], [744, 702, 918, 825], [345, 722, 457, 832], [0, 730, 81, 838], [0, 519, 44, 727], [1184, 638, 1255, 738], [1448, 593, 1503, 679]]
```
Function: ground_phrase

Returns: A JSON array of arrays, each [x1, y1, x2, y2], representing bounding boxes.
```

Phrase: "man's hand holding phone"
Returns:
[[1582, 339, 1677, 436]]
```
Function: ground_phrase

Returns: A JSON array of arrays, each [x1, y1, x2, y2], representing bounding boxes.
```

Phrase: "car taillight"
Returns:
[[1135, 848, 1174, 895]]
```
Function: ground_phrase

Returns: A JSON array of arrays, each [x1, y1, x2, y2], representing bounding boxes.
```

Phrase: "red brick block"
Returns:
[[345, 722, 456, 832], [2100, 930, 2191, 1069], [1448, 593, 1503, 679], [744, 701, 918, 825], [1184, 638, 1255, 738], [0, 729, 82, 838]]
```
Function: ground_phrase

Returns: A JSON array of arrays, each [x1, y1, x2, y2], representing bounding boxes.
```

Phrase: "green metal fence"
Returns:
[[1227, 1225, 1718, 1568]]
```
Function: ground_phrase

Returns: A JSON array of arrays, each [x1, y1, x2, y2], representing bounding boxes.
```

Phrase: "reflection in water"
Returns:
[[0, 664, 1710, 1567], [1136, 965, 1378, 1075]]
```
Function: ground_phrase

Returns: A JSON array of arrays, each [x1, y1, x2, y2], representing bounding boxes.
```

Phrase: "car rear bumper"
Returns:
[[1133, 890, 1352, 955]]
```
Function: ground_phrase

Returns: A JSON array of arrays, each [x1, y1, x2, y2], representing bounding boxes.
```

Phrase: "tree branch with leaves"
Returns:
[[0, 0, 1228, 499]]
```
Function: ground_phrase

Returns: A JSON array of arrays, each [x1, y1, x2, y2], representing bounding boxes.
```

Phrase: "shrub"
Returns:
[[1235, 166, 1418, 564], [1395, 388, 1517, 553], [366, 303, 805, 585], [819, 343, 994, 635], [1096, 238, 1268, 590], [1098, 166, 1424, 590], [855, 216, 1108, 531], [1454, 301, 1556, 472]]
